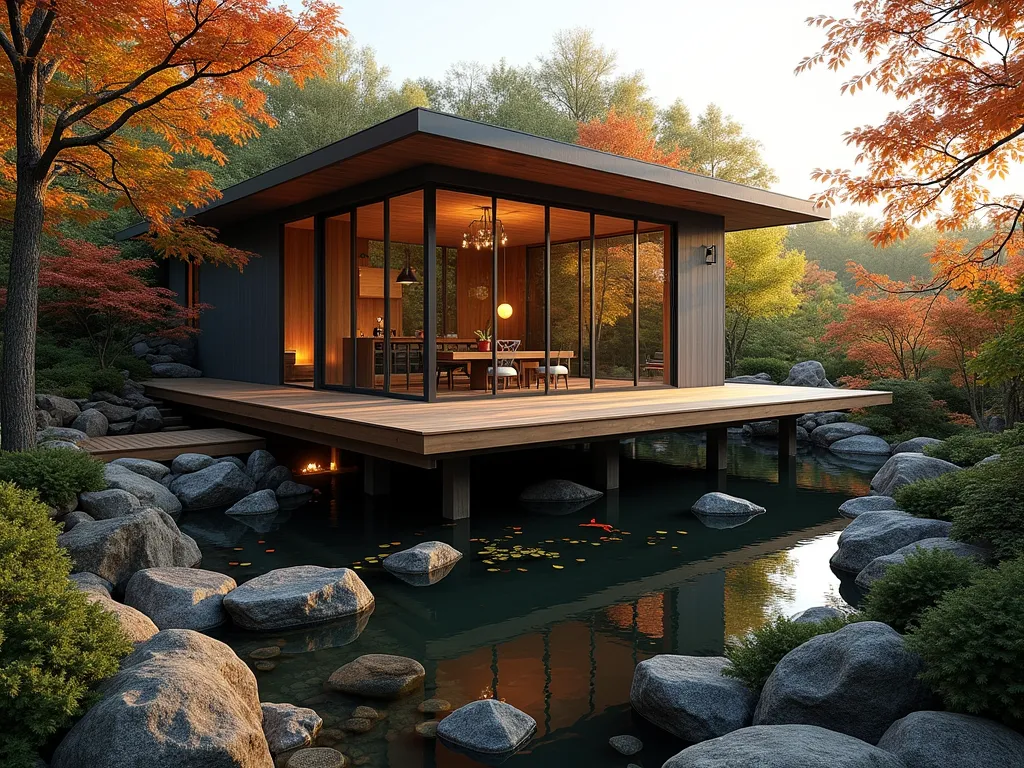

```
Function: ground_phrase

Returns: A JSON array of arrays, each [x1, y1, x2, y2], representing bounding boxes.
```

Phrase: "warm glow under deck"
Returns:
[[142, 378, 892, 468]]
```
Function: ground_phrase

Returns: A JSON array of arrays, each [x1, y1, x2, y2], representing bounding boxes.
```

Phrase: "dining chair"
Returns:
[[536, 351, 570, 390], [487, 339, 521, 390]]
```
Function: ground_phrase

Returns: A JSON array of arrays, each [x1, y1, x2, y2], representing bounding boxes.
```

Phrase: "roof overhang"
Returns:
[[117, 108, 829, 239]]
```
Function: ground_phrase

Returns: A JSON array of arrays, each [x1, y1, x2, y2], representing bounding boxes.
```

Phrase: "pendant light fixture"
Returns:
[[396, 248, 418, 285]]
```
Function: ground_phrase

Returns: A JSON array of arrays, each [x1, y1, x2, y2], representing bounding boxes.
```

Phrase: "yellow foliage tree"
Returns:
[[725, 227, 806, 375]]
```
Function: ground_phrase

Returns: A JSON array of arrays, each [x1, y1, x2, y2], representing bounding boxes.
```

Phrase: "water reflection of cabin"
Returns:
[[120, 109, 891, 518]]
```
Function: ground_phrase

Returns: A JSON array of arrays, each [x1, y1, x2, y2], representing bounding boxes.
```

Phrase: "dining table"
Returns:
[[435, 350, 576, 390]]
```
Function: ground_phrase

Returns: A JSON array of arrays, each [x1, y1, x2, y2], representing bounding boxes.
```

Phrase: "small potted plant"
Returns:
[[475, 324, 492, 352]]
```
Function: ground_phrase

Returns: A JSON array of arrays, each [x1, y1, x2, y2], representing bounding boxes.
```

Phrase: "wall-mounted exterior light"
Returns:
[[704, 245, 717, 265]]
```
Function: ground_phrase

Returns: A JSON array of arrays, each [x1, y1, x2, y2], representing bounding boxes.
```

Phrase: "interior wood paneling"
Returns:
[[325, 217, 351, 384], [283, 225, 314, 366], [455, 246, 525, 341]]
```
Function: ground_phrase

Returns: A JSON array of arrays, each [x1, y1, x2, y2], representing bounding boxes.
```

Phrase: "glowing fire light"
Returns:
[[300, 461, 325, 474]]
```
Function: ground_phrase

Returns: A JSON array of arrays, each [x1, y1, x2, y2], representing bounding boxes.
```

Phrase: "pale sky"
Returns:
[[340, 0, 899, 215]]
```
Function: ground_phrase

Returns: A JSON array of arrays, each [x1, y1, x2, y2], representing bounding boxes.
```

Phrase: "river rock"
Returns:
[[838, 496, 898, 519], [223, 565, 374, 630], [257, 464, 293, 492], [62, 510, 94, 531], [36, 394, 81, 426], [125, 567, 237, 630], [382, 541, 462, 575], [753, 621, 931, 744], [782, 361, 833, 388], [78, 488, 141, 520], [85, 592, 159, 644], [726, 374, 774, 384], [171, 452, 218, 474], [50, 630, 273, 768], [663, 724, 905, 768], [246, 449, 278, 481], [262, 702, 323, 755], [69, 571, 114, 596], [742, 420, 778, 439], [893, 437, 944, 455], [870, 453, 961, 496], [36, 426, 89, 444], [789, 605, 846, 623], [855, 537, 990, 589], [609, 735, 643, 756], [58, 508, 201, 590], [877, 710, 1024, 768], [71, 409, 108, 438], [831, 513, 952, 573], [151, 362, 202, 378], [132, 406, 164, 433], [109, 457, 171, 480], [327, 654, 425, 699], [286, 748, 344, 768], [39, 439, 83, 452], [811, 422, 874, 447], [631, 655, 756, 743], [227, 489, 280, 516], [90, 400, 136, 424], [830, 435, 892, 456], [519, 479, 603, 503], [170, 461, 255, 510], [104, 463, 182, 517], [276, 480, 314, 499], [691, 492, 765, 518], [436, 699, 536, 757]]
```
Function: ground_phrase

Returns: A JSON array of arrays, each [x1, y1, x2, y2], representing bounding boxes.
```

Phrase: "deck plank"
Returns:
[[80, 427, 265, 461], [141, 378, 891, 463]]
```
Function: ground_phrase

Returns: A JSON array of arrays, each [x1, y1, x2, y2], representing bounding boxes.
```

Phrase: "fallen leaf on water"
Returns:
[[240, 562, 251, 567], [228, 561, 239, 566], [676, 531, 688, 535], [517, 567, 528, 572], [487, 568, 500, 572], [576, 558, 586, 562], [655, 530, 668, 535], [233, 547, 244, 551], [265, 549, 275, 553], [552, 565, 564, 570]]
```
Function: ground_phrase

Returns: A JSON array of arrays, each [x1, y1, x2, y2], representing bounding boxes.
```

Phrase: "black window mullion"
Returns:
[[577, 240, 583, 379], [383, 198, 391, 394], [633, 219, 640, 387], [423, 185, 437, 402], [349, 208, 358, 389], [589, 213, 596, 391], [544, 206, 551, 395], [491, 196, 498, 396]]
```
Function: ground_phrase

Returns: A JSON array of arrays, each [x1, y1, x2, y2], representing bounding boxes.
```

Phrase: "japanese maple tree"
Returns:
[[798, 1, 1024, 291], [578, 109, 689, 167], [0, 0, 343, 450]]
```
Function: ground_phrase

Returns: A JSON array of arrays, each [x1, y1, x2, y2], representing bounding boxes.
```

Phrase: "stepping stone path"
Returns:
[[327, 654, 425, 699], [415, 720, 438, 739], [124, 567, 236, 631], [417, 698, 451, 714], [250, 646, 282, 660]]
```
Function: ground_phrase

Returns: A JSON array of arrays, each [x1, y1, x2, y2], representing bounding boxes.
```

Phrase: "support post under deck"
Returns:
[[363, 456, 390, 496], [706, 427, 728, 472], [442, 457, 471, 520], [591, 439, 620, 491], [778, 416, 798, 463]]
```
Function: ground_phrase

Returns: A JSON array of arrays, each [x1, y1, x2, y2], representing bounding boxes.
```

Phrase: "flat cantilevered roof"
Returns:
[[118, 108, 828, 238]]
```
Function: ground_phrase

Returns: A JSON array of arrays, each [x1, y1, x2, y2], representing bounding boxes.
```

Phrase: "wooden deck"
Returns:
[[80, 427, 266, 461], [142, 378, 892, 467]]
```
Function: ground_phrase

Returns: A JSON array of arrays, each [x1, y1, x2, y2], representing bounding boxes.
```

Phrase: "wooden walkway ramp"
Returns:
[[80, 428, 265, 461]]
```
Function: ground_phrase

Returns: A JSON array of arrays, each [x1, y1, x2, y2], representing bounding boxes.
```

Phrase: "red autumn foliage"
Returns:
[[577, 109, 689, 168]]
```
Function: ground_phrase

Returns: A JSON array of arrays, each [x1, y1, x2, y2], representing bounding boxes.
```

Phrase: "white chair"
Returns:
[[536, 352, 570, 390], [487, 339, 521, 390]]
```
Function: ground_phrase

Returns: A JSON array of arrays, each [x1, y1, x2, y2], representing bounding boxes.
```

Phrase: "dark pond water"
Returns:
[[184, 434, 883, 768]]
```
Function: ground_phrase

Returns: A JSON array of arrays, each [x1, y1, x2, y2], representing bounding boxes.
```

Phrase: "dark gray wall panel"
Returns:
[[675, 213, 725, 388], [196, 222, 281, 384], [167, 259, 188, 306]]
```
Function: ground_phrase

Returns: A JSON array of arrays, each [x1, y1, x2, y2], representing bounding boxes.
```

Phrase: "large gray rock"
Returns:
[[726, 374, 775, 385], [69, 571, 114, 596], [877, 710, 1024, 768], [256, 464, 293, 492], [170, 461, 255, 511], [663, 724, 905, 768], [275, 480, 314, 499], [870, 453, 961, 496], [36, 394, 81, 426], [62, 510, 94, 531], [39, 439, 83, 452], [810, 411, 849, 426], [630, 655, 756, 743], [36, 426, 89, 445], [811, 422, 874, 447], [226, 489, 280, 516], [518, 478, 603, 503], [261, 703, 322, 755], [436, 699, 536, 757], [132, 406, 164, 433], [50, 630, 273, 768], [109, 457, 170, 480], [782, 361, 833, 388], [78, 488, 141, 520], [838, 510, 912, 544], [222, 566, 374, 630], [104, 463, 181, 517], [839, 495, 898, 519], [382, 541, 462, 575], [150, 362, 202, 378], [691, 492, 765, 518], [246, 450, 278, 482], [89, 400, 136, 424], [790, 606, 847, 623], [753, 621, 931, 744], [856, 537, 990, 589], [171, 452, 217, 474], [327, 654, 425, 699], [742, 420, 778, 439], [71, 408, 108, 438], [831, 513, 952, 573], [893, 437, 944, 455], [57, 508, 201, 590], [125, 567, 237, 630], [84, 592, 159, 644], [830, 435, 892, 456]]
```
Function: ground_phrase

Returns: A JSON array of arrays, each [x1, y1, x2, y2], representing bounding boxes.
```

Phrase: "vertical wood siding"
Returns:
[[674, 212, 725, 387]]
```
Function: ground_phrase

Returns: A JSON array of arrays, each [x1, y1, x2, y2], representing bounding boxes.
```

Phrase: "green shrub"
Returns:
[[0, 482, 131, 766], [35, 336, 150, 398], [907, 557, 1024, 722], [734, 357, 792, 384], [0, 449, 105, 508], [926, 430, 1001, 466], [894, 470, 968, 521], [950, 448, 1024, 560], [922, 379, 973, 419], [723, 615, 849, 692], [861, 548, 984, 632], [852, 379, 963, 441]]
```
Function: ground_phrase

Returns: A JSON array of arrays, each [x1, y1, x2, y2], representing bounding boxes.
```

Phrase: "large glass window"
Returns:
[[324, 212, 352, 387], [354, 201, 386, 390], [594, 215, 637, 383], [283, 217, 314, 386], [638, 223, 671, 385], [387, 190, 424, 396]]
